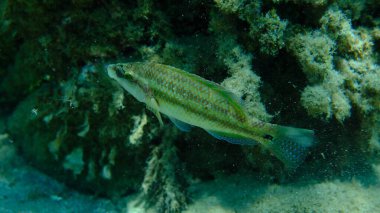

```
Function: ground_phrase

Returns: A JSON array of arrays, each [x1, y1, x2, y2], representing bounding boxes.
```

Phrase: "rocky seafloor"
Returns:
[[1, 128, 380, 212], [0, 0, 379, 212]]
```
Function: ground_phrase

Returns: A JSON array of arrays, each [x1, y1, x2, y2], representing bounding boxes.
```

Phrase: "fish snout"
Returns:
[[106, 64, 117, 80], [106, 64, 125, 80]]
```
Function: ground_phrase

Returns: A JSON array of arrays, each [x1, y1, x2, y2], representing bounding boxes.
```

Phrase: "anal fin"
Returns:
[[168, 117, 192, 132], [206, 130, 257, 146]]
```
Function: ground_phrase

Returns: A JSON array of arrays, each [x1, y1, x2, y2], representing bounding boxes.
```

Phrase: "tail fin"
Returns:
[[266, 126, 316, 170]]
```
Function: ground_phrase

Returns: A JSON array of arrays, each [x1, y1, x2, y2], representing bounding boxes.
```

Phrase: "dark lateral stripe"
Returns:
[[149, 73, 246, 122], [151, 88, 254, 136]]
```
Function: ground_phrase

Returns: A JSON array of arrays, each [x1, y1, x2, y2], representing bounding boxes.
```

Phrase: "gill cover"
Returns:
[[107, 64, 146, 103]]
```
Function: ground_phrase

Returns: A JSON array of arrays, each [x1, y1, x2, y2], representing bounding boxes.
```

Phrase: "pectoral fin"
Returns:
[[146, 97, 163, 127]]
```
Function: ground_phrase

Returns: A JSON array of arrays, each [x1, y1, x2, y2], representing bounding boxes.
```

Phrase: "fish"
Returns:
[[107, 62, 316, 169]]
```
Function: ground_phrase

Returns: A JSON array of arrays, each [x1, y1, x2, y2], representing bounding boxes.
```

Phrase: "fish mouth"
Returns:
[[106, 64, 126, 80], [106, 63, 136, 84], [106, 64, 118, 80], [106, 64, 117, 72]]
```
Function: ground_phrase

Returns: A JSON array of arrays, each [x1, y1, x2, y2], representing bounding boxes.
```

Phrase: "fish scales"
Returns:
[[140, 63, 252, 134], [107, 62, 316, 169], [107, 62, 240, 127]]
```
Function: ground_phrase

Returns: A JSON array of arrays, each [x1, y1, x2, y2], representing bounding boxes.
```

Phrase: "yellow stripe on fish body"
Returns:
[[107, 62, 316, 169]]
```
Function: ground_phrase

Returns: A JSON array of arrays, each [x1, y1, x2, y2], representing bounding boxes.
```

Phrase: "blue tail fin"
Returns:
[[266, 126, 316, 169]]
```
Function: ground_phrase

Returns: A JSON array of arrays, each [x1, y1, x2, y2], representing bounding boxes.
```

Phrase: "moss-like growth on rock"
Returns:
[[1, 0, 380, 209]]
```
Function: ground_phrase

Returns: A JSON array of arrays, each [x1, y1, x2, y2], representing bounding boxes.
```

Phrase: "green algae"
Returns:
[[0, 0, 379, 212]]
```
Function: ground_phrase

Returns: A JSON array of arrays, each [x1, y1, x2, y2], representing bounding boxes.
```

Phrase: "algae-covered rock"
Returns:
[[1, 0, 380, 212], [7, 66, 159, 196]]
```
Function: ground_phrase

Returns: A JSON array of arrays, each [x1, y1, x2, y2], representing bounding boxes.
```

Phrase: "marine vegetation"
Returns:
[[0, 0, 379, 212]]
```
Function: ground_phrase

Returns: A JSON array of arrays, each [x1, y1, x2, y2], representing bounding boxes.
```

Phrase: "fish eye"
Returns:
[[114, 64, 137, 82], [263, 134, 274, 140], [114, 65, 125, 78]]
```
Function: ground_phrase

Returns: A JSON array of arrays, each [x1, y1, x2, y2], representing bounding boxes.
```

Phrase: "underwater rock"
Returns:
[[1, 1, 380, 212], [141, 127, 187, 213], [7, 65, 159, 196]]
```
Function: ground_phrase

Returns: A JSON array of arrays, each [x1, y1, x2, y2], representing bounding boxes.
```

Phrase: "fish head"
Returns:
[[107, 63, 136, 80], [106, 63, 146, 102]]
